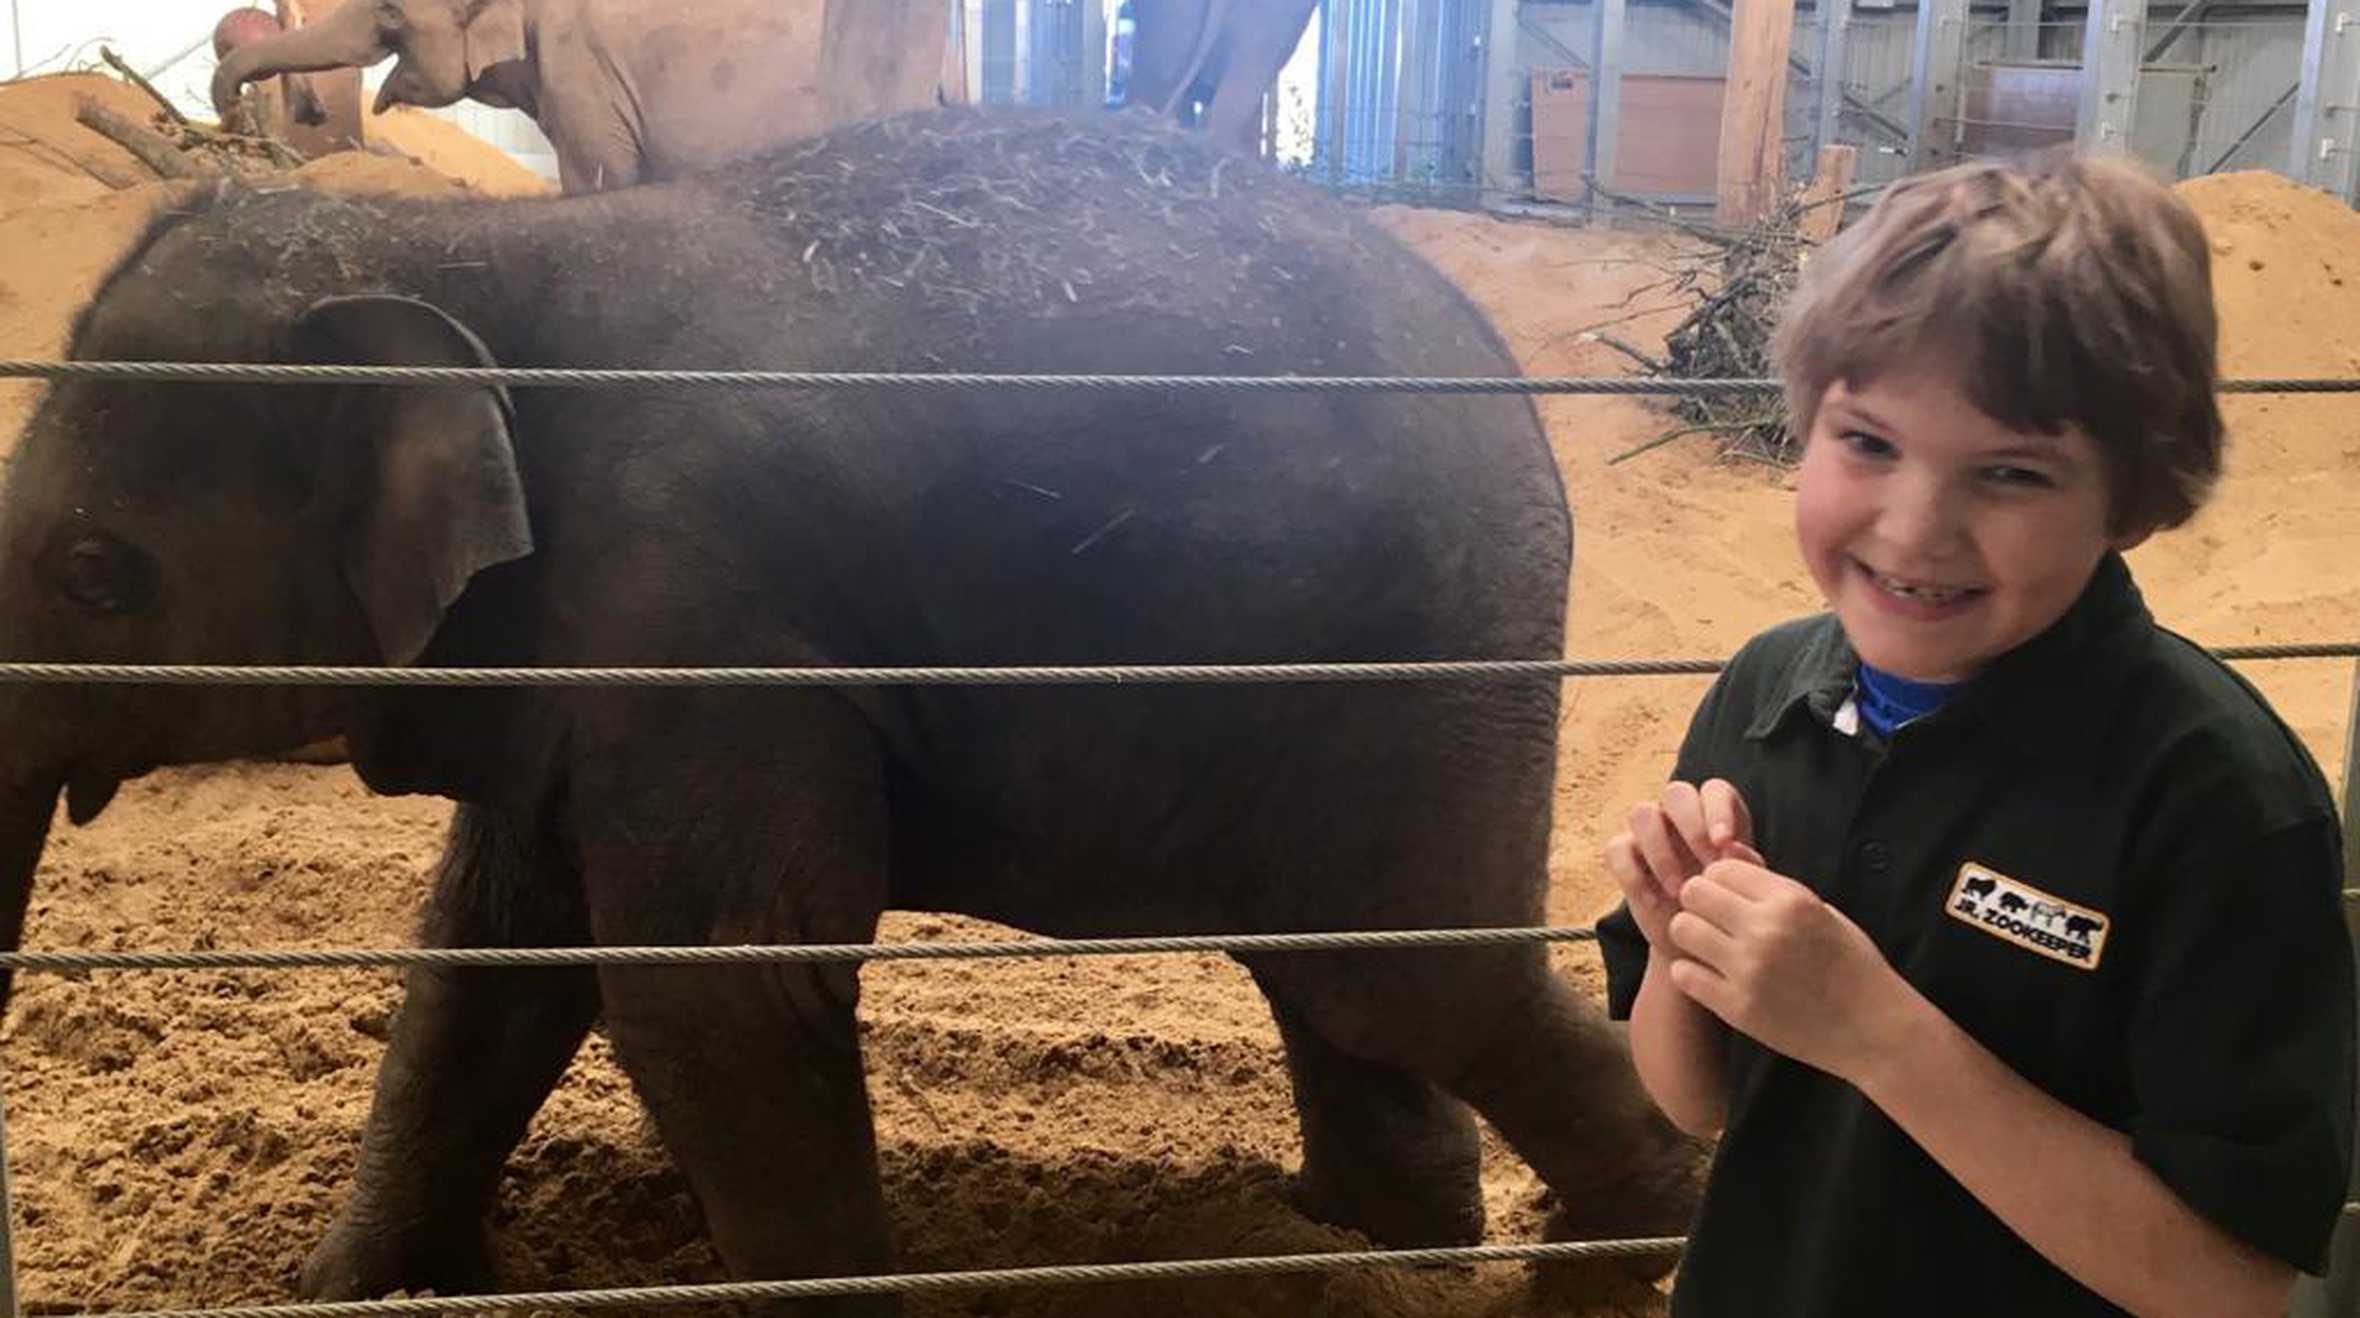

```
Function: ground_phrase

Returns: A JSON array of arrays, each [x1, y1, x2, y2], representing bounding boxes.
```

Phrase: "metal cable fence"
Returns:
[[13, 362, 2360, 394], [4, 344, 2359, 1310], [35, 1238, 1693, 1318]]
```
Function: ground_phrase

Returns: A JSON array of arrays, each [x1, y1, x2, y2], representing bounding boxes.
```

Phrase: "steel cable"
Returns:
[[0, 925, 1594, 974], [0, 642, 2350, 688], [48, 1236, 1690, 1318], [5, 360, 2360, 394]]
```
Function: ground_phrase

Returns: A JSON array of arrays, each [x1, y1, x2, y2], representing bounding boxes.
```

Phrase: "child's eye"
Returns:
[[1837, 429, 1895, 458], [1982, 464, 2055, 488]]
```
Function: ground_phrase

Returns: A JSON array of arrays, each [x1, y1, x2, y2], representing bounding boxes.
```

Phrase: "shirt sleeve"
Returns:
[[2123, 811, 2356, 1273], [1601, 664, 1746, 1021]]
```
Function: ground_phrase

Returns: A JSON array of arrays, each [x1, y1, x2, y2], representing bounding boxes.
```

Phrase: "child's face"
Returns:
[[1794, 359, 2149, 683]]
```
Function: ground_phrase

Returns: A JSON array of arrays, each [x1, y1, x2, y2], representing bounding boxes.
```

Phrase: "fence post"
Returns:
[[2293, 0, 2360, 200], [1812, 0, 1853, 163], [1907, 0, 1969, 171], [1479, 0, 1524, 206], [2076, 0, 2142, 153], [1591, 0, 1627, 209], [2288, 662, 2360, 1316]]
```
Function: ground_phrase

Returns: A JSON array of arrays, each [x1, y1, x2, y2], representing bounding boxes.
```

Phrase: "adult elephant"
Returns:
[[0, 109, 1700, 1310], [210, 0, 950, 192], [1129, 0, 1320, 154]]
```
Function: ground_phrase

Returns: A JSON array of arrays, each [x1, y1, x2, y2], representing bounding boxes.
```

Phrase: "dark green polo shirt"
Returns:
[[1600, 553, 2356, 1316]]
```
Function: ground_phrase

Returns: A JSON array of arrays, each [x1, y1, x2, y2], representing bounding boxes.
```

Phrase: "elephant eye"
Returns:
[[54, 535, 157, 615]]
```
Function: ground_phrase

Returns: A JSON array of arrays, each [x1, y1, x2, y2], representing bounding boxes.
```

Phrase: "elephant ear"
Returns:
[[462, 0, 527, 81], [294, 294, 533, 667]]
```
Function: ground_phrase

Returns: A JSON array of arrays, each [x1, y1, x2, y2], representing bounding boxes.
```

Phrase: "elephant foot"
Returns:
[[1534, 1137, 1711, 1286], [298, 1214, 496, 1301], [1284, 1165, 1483, 1250]]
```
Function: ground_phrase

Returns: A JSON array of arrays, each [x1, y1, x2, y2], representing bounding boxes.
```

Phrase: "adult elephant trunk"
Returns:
[[0, 776, 61, 1019], [211, 0, 390, 122]]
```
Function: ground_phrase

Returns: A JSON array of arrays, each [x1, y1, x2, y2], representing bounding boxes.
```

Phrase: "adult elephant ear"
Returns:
[[294, 295, 534, 667], [463, 0, 527, 80]]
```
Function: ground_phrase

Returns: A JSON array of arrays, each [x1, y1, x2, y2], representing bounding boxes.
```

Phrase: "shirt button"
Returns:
[[1858, 840, 1893, 874]]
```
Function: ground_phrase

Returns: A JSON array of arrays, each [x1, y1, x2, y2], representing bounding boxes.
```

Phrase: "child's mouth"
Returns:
[[1859, 560, 1985, 612]]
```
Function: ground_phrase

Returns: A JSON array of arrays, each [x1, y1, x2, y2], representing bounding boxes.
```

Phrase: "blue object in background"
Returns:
[[1106, 0, 1135, 107]]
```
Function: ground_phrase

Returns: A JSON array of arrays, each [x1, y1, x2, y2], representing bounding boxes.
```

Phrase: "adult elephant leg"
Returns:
[[302, 803, 601, 1300], [574, 691, 898, 1316], [1246, 966, 1484, 1247]]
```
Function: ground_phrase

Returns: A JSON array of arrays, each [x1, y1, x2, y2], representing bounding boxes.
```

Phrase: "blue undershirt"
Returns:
[[1855, 663, 1963, 738]]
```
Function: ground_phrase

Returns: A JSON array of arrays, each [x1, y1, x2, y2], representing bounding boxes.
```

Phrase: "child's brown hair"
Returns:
[[1773, 151, 2222, 533]]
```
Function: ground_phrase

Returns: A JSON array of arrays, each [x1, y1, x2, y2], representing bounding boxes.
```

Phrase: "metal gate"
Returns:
[[1315, 0, 1485, 198], [972, 0, 1103, 107]]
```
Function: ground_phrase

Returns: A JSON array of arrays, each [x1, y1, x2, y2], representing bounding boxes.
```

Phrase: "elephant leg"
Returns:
[[1250, 970, 1485, 1247], [595, 962, 893, 1315], [1444, 969, 1710, 1245], [1244, 948, 1706, 1254], [572, 695, 898, 1315], [1200, 0, 1318, 152], [302, 803, 601, 1300]]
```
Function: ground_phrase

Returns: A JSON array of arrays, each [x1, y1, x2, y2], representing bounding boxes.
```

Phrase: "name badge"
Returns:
[[1945, 862, 2109, 970]]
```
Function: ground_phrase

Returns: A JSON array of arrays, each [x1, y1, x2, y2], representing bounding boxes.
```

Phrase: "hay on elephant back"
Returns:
[[1596, 184, 1828, 468]]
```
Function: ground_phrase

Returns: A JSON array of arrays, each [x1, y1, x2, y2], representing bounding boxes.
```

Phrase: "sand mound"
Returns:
[[365, 105, 553, 197], [2132, 170, 2360, 772], [2179, 169, 2360, 376], [0, 74, 174, 215]]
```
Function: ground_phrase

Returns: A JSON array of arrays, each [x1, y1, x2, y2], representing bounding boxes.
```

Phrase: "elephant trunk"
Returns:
[[210, 0, 390, 121], [0, 776, 60, 1020]]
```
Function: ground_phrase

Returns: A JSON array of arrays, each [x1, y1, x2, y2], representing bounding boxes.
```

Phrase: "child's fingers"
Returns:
[[1677, 867, 1755, 930], [1721, 840, 1766, 868], [1603, 832, 1646, 892], [1605, 833, 1674, 908], [1605, 833, 1677, 943], [1628, 800, 1704, 892], [1656, 780, 1716, 865], [1700, 778, 1754, 851], [1667, 908, 1740, 972]]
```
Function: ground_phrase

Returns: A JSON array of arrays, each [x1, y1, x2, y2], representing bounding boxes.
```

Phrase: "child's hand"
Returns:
[[1604, 778, 1761, 949], [1667, 856, 1921, 1082]]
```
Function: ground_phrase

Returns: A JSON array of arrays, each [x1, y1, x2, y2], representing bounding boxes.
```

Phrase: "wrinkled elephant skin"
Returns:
[[211, 0, 949, 192], [0, 111, 1703, 1313]]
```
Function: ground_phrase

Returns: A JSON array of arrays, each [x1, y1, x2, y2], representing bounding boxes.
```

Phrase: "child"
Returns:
[[1598, 151, 2356, 1317]]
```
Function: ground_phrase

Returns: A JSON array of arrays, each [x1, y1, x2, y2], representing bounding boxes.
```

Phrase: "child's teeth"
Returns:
[[1876, 572, 1964, 601]]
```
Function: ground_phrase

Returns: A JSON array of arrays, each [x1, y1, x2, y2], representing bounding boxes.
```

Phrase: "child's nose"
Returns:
[[1877, 472, 1970, 555]]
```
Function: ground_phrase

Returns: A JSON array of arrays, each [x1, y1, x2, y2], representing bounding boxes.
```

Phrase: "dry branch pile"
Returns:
[[68, 47, 305, 183], [1597, 185, 1844, 468]]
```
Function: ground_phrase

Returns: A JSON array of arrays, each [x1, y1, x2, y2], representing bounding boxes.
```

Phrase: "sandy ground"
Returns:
[[0, 74, 2354, 1316]]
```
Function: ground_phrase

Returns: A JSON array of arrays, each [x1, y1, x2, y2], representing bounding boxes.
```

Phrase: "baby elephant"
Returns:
[[0, 109, 1701, 1311]]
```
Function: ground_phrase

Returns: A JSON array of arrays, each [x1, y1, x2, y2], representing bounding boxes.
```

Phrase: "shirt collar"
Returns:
[[1743, 552, 2152, 750]]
